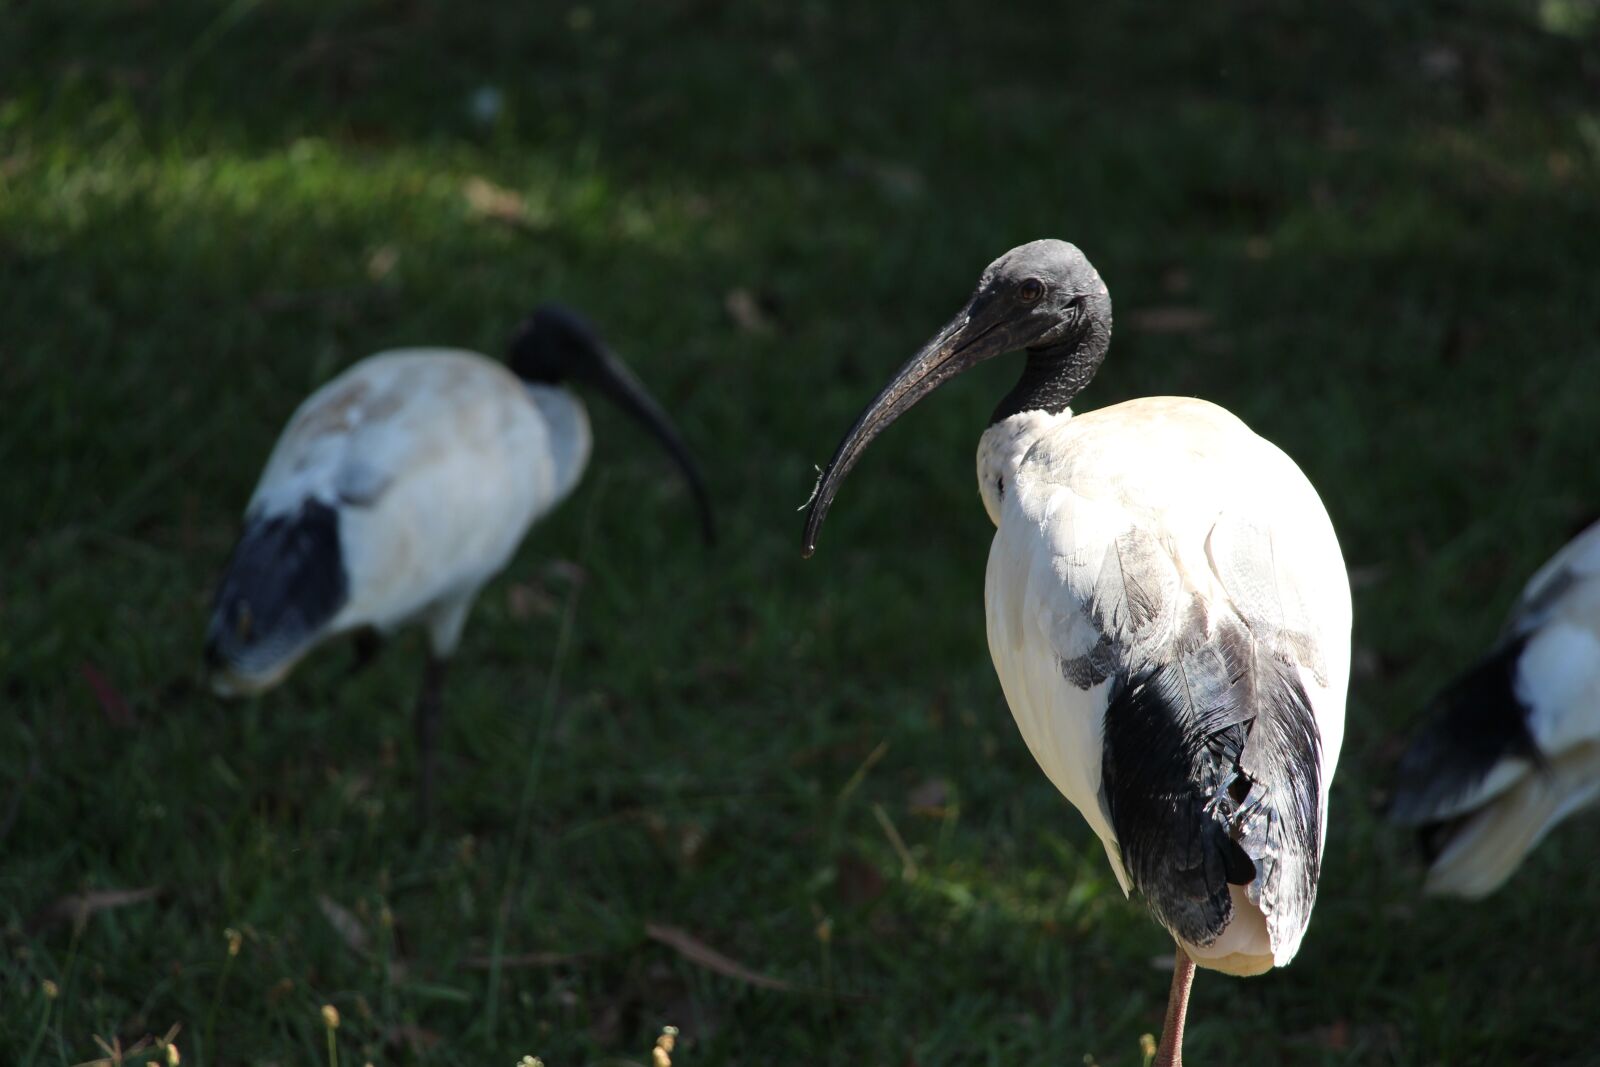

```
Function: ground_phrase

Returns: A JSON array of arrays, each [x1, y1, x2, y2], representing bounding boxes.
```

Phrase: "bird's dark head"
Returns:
[[508, 304, 607, 385], [967, 239, 1112, 358], [801, 240, 1113, 557], [506, 303, 717, 546]]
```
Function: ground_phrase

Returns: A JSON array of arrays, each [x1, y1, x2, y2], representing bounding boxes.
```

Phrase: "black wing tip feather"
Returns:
[[205, 499, 349, 678], [1102, 667, 1240, 942], [1385, 634, 1538, 826], [1101, 618, 1322, 948]]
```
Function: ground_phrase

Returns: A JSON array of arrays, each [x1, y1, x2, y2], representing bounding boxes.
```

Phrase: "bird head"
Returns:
[[801, 240, 1112, 557], [508, 304, 716, 546]]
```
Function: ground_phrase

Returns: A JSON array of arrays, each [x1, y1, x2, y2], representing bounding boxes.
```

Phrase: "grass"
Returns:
[[3, 0, 1600, 1063]]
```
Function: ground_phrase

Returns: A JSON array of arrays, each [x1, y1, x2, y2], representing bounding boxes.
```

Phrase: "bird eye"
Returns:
[[1018, 279, 1045, 304]]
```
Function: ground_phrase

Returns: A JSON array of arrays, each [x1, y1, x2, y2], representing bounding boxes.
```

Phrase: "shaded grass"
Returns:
[[3, 0, 1600, 1063]]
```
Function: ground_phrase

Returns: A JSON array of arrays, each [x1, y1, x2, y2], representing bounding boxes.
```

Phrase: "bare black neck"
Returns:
[[989, 327, 1110, 425]]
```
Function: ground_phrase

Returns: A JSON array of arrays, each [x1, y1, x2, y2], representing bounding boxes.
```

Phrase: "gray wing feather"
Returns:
[[1085, 515, 1326, 953]]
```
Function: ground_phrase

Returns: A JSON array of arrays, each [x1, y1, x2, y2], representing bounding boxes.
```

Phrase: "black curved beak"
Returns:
[[582, 345, 717, 547], [801, 298, 1014, 557]]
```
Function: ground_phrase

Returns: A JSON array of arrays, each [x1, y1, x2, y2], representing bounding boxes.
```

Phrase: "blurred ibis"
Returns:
[[1389, 517, 1600, 897], [801, 241, 1351, 1066], [204, 305, 714, 816]]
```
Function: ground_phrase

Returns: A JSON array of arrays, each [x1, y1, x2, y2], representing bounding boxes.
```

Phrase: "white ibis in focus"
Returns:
[[801, 241, 1351, 1066], [204, 305, 714, 816], [1389, 516, 1600, 897]]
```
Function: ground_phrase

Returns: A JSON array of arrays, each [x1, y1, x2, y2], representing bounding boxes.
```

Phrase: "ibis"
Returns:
[[204, 305, 714, 815], [801, 241, 1351, 1066], [1389, 516, 1600, 898]]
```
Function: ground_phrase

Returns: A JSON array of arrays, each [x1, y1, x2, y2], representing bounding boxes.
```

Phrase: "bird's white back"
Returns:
[[249, 349, 591, 650], [982, 396, 1350, 973]]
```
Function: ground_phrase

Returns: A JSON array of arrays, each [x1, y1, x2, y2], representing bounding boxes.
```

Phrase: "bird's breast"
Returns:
[[975, 409, 1065, 528], [983, 513, 1123, 860]]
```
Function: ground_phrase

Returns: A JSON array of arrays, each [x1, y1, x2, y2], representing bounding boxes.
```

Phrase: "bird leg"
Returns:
[[414, 654, 448, 824], [1153, 944, 1196, 1067]]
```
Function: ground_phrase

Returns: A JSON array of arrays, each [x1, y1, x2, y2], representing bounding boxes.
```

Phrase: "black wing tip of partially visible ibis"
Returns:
[[1385, 633, 1540, 827], [206, 499, 349, 682]]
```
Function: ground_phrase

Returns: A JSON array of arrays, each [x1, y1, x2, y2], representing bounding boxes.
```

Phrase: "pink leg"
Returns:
[[1153, 945, 1196, 1067]]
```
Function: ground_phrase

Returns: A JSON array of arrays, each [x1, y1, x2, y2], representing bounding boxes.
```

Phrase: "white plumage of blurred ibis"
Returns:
[[1389, 516, 1600, 897], [204, 305, 714, 815], [801, 241, 1351, 1066]]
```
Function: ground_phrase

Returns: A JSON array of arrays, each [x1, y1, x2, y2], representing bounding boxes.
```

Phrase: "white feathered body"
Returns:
[[979, 397, 1351, 976], [208, 349, 590, 693]]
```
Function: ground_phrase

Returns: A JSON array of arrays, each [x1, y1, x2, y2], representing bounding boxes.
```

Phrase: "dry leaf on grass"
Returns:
[[463, 177, 531, 227], [906, 778, 950, 816], [507, 582, 560, 621], [366, 244, 399, 282], [644, 813, 710, 868], [385, 1023, 442, 1053], [317, 895, 370, 955], [1352, 645, 1384, 682], [724, 288, 773, 335], [545, 559, 588, 587], [833, 850, 887, 907], [80, 662, 137, 728], [35, 886, 161, 928], [1310, 1020, 1350, 1051], [644, 922, 796, 992], [1347, 563, 1388, 590]]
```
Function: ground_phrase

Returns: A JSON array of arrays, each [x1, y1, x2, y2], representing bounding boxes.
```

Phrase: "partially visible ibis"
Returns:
[[1389, 517, 1600, 898], [204, 305, 714, 816], [801, 241, 1351, 1066]]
